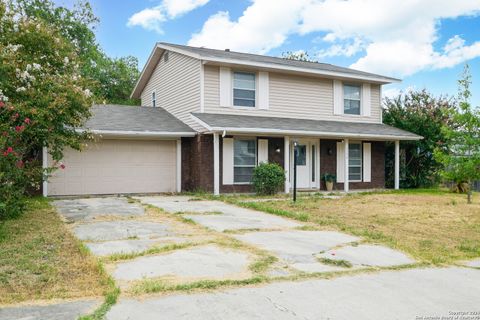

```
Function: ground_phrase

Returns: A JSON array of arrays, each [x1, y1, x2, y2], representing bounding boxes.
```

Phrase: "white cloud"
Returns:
[[127, 7, 166, 33], [128, 0, 209, 34], [188, 0, 480, 77], [163, 0, 210, 17], [188, 0, 310, 53], [317, 38, 364, 58]]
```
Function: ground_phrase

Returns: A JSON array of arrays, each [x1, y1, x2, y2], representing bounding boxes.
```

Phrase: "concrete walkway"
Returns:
[[107, 267, 480, 320], [140, 196, 416, 273], [11, 195, 475, 319]]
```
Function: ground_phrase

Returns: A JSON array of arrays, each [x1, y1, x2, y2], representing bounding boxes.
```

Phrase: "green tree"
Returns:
[[282, 50, 318, 62], [0, 2, 92, 218], [383, 90, 456, 188], [434, 65, 480, 203], [10, 0, 140, 105]]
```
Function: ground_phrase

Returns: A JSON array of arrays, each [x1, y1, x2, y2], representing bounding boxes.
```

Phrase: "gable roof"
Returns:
[[80, 105, 195, 137], [191, 113, 422, 141], [131, 42, 401, 99]]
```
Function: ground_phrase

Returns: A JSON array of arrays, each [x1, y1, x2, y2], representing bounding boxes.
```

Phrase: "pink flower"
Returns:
[[24, 118, 31, 124], [0, 101, 4, 108], [7, 147, 13, 153], [15, 125, 25, 132], [60, 164, 66, 169], [16, 160, 24, 168], [2, 151, 7, 156]]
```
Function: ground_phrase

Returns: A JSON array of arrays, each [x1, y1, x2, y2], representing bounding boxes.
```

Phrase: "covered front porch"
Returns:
[[190, 113, 422, 195]]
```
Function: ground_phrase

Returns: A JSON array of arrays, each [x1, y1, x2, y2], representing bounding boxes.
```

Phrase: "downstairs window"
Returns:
[[233, 139, 256, 183]]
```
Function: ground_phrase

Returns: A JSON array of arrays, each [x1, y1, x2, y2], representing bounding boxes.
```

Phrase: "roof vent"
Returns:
[[225, 48, 230, 52]]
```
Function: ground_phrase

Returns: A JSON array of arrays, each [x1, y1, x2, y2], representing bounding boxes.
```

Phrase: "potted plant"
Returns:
[[323, 173, 336, 191]]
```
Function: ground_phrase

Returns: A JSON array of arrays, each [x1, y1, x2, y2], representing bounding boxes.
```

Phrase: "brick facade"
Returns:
[[181, 135, 214, 192], [320, 139, 385, 190]]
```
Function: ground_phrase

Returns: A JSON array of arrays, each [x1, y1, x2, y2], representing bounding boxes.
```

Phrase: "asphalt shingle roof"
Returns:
[[83, 105, 194, 133], [191, 113, 421, 140], [161, 43, 400, 83]]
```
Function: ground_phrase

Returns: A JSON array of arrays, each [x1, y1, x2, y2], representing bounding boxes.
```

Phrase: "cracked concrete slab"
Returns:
[[183, 214, 298, 232], [234, 230, 359, 265], [464, 258, 480, 268], [291, 262, 348, 273], [74, 220, 171, 241], [0, 299, 100, 320], [317, 244, 415, 267], [85, 239, 159, 256], [137, 196, 300, 231], [106, 267, 480, 320], [113, 245, 250, 281], [53, 197, 144, 222]]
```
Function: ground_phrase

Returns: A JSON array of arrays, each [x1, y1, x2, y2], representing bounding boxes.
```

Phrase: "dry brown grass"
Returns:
[[234, 190, 480, 264], [0, 198, 109, 305]]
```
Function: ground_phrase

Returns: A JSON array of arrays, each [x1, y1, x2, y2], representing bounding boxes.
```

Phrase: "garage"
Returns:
[[47, 139, 178, 196], [43, 105, 196, 196]]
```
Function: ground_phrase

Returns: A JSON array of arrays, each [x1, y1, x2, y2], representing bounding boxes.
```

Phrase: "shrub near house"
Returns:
[[252, 163, 285, 195]]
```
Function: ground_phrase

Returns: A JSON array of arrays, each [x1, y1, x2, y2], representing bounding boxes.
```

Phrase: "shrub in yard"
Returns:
[[252, 163, 285, 195]]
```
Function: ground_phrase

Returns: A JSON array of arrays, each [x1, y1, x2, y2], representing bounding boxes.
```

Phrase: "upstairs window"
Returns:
[[152, 91, 156, 107], [233, 72, 255, 107], [343, 84, 361, 115], [233, 138, 256, 183]]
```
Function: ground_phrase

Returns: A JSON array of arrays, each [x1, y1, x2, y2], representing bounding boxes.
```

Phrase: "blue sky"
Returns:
[[62, 0, 480, 105]]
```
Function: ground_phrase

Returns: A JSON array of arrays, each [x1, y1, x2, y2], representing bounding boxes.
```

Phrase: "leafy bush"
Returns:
[[252, 163, 285, 195]]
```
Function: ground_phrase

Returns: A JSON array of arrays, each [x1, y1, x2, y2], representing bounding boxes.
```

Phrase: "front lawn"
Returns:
[[0, 198, 108, 305], [224, 190, 480, 264]]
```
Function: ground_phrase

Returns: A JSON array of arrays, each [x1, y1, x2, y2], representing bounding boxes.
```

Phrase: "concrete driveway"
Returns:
[[3, 195, 478, 320], [107, 267, 480, 320]]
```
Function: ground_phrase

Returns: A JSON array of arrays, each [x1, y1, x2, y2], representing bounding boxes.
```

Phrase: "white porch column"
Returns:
[[176, 139, 182, 193], [284, 136, 290, 194], [394, 140, 400, 190], [344, 138, 349, 192], [213, 132, 220, 195], [42, 146, 48, 197]]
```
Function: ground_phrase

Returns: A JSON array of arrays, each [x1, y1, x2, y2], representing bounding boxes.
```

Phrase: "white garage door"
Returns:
[[47, 139, 177, 196]]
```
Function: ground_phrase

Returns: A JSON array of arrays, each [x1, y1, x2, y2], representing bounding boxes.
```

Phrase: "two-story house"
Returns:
[[43, 43, 421, 196]]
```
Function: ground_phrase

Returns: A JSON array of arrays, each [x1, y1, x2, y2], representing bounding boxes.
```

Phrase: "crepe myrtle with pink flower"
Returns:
[[0, 2, 93, 219]]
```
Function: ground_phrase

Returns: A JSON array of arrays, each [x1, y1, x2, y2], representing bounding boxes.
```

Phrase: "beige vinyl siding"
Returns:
[[370, 84, 381, 121], [204, 65, 382, 123], [141, 51, 202, 130]]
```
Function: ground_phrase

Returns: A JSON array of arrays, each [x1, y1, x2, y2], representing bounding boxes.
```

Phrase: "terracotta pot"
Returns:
[[326, 181, 334, 191]]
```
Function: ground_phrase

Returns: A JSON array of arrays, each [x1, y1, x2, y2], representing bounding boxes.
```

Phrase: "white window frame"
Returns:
[[343, 83, 361, 115], [232, 71, 256, 108], [349, 142, 362, 182], [233, 137, 257, 185], [152, 91, 156, 107]]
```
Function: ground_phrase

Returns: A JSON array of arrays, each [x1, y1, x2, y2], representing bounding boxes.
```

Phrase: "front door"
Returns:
[[291, 139, 319, 189]]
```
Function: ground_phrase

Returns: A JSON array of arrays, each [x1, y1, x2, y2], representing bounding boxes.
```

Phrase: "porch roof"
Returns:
[[191, 113, 422, 141]]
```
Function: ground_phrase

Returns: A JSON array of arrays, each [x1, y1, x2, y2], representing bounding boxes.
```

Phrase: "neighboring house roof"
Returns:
[[80, 105, 195, 137], [131, 42, 400, 99], [191, 113, 422, 141]]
